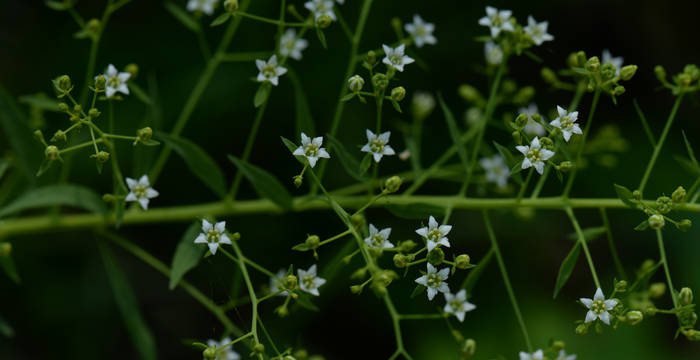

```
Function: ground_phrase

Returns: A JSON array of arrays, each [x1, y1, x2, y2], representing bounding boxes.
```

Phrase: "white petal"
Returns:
[[125, 192, 137, 202], [194, 233, 207, 244], [146, 188, 159, 199], [138, 198, 149, 210], [312, 136, 323, 147], [208, 242, 219, 255], [415, 227, 429, 238], [562, 130, 572, 142], [202, 219, 213, 232], [604, 299, 618, 310], [361, 144, 371, 153], [383, 145, 395, 156], [593, 288, 605, 301], [427, 287, 437, 300], [534, 161, 544, 174], [599, 311, 611, 325], [438, 238, 450, 248], [439, 225, 452, 235], [255, 59, 266, 71], [378, 228, 391, 239], [415, 275, 428, 286], [557, 105, 567, 117], [307, 264, 317, 275], [307, 156, 319, 168], [515, 145, 529, 155], [521, 157, 532, 169], [372, 153, 382, 162], [428, 216, 438, 229], [540, 149, 555, 160], [437, 283, 450, 294], [437, 268, 450, 279], [550, 118, 562, 128], [215, 221, 226, 233], [105, 87, 116, 98], [580, 298, 593, 308], [426, 263, 436, 274], [219, 234, 232, 245], [426, 241, 436, 252], [293, 147, 305, 156], [318, 148, 330, 158], [584, 310, 597, 323], [125, 177, 137, 189]]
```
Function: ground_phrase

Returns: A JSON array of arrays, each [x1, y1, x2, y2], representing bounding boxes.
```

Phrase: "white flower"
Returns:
[[298, 264, 326, 296], [443, 290, 476, 322], [205, 337, 240, 360], [125, 175, 159, 210], [194, 219, 231, 255], [415, 216, 452, 252], [524, 16, 554, 46], [550, 105, 581, 142], [580, 287, 618, 325], [479, 155, 509, 188], [404, 15, 436, 48], [415, 263, 450, 300], [556, 349, 577, 360], [279, 29, 308, 61], [602, 49, 623, 76], [97, 64, 130, 98], [478, 6, 514, 38], [304, 0, 336, 22], [255, 55, 287, 86], [187, 0, 218, 15], [361, 129, 395, 163], [519, 103, 546, 136], [269, 269, 289, 296], [382, 44, 415, 72], [519, 349, 544, 360], [516, 137, 554, 175], [484, 41, 503, 65], [364, 224, 393, 249], [293, 132, 330, 168]]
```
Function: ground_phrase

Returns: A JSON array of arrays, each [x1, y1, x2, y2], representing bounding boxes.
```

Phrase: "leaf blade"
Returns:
[[0, 184, 106, 218], [159, 134, 227, 198], [228, 156, 293, 210], [169, 222, 206, 289], [553, 241, 581, 298]]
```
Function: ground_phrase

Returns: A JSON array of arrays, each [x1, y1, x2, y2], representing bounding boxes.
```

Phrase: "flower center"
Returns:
[[427, 228, 443, 242], [263, 64, 277, 78], [370, 234, 385, 247], [527, 148, 543, 163], [492, 15, 504, 27], [591, 299, 606, 314], [415, 25, 427, 37], [283, 38, 296, 51], [449, 299, 463, 311], [389, 54, 403, 66], [207, 229, 220, 243], [133, 185, 147, 198], [529, 25, 543, 38], [303, 274, 316, 289], [426, 273, 442, 288], [107, 76, 121, 88], [304, 143, 319, 157], [369, 139, 385, 153], [560, 116, 574, 131]]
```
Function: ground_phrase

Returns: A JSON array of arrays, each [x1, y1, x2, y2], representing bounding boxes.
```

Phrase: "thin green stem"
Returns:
[[599, 207, 627, 280], [565, 206, 601, 289], [234, 12, 308, 27], [516, 168, 534, 203], [227, 243, 261, 350], [228, 100, 270, 199], [562, 89, 601, 199], [656, 229, 679, 308]]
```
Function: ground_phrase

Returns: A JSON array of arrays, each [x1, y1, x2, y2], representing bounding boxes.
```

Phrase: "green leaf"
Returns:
[[0, 184, 106, 218], [0, 86, 42, 180], [164, 2, 201, 32], [439, 95, 469, 172], [0, 254, 20, 284], [315, 27, 327, 49], [159, 134, 227, 198], [228, 156, 293, 211], [169, 222, 206, 290], [128, 83, 153, 105], [45, 0, 70, 10], [295, 293, 319, 311], [18, 93, 60, 112], [254, 83, 271, 108], [682, 130, 699, 168], [138, 139, 161, 147], [410, 285, 426, 299], [287, 69, 315, 137], [280, 136, 307, 166], [553, 241, 581, 298], [461, 247, 494, 294], [385, 203, 446, 219], [566, 226, 606, 243], [359, 153, 372, 175], [98, 241, 157, 360], [326, 134, 366, 181], [633, 99, 656, 147], [634, 220, 649, 231], [292, 243, 311, 251], [0, 315, 14, 338], [210, 12, 231, 27], [391, 100, 402, 113], [494, 141, 523, 184], [613, 184, 637, 208], [340, 93, 355, 102]]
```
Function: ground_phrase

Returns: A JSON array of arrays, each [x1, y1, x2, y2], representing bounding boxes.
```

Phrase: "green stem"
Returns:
[[656, 229, 679, 308], [565, 206, 601, 288], [227, 243, 261, 349], [234, 12, 308, 27], [600, 207, 627, 280], [228, 100, 270, 199], [562, 89, 601, 199]]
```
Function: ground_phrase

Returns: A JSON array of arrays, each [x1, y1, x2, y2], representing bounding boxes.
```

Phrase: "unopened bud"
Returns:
[[684, 329, 700, 341], [350, 213, 365, 228], [601, 64, 616, 80], [88, 108, 100, 118], [541, 67, 558, 84], [615, 280, 628, 293], [95, 75, 106, 91], [620, 65, 638, 81], [293, 175, 303, 188], [672, 186, 686, 203], [305, 235, 320, 249], [347, 75, 364, 93], [455, 254, 471, 269], [203, 347, 217, 360], [648, 214, 665, 230], [539, 137, 554, 150], [575, 51, 587, 67], [56, 75, 72, 92], [393, 254, 407, 268], [575, 323, 589, 335], [677, 219, 692, 232], [252, 343, 265, 355], [398, 240, 417, 252], [137, 127, 153, 142], [679, 287, 694, 306], [384, 176, 402, 193], [45, 145, 60, 160], [649, 282, 666, 298], [625, 310, 644, 325], [654, 65, 666, 82], [86, 18, 100, 34], [51, 130, 67, 142], [584, 56, 600, 73], [34, 130, 46, 144], [514, 113, 528, 129], [224, 0, 239, 12], [284, 275, 297, 290], [551, 341, 565, 352], [462, 338, 476, 357], [350, 284, 363, 294], [91, 151, 110, 163], [427, 248, 445, 265], [58, 102, 69, 112], [684, 64, 700, 81], [366, 51, 377, 65], [558, 161, 573, 172], [513, 86, 535, 105], [458, 84, 481, 102], [124, 63, 139, 79], [316, 14, 332, 28], [613, 85, 626, 96], [391, 86, 406, 101]]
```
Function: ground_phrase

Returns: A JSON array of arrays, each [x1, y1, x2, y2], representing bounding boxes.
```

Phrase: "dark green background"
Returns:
[[1, 0, 700, 359]]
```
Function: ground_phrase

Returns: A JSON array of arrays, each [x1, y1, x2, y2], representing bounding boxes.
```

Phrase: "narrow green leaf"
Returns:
[[391, 100, 402, 113], [410, 285, 426, 299], [553, 241, 581, 298], [682, 130, 698, 168], [254, 83, 271, 108], [159, 134, 227, 198], [0, 158, 9, 181], [287, 70, 315, 136], [675, 156, 700, 177], [340, 93, 355, 102], [566, 226, 606, 243], [0, 254, 21, 284], [138, 139, 161, 147], [292, 243, 311, 251], [295, 293, 319, 311], [634, 220, 649, 231], [315, 27, 327, 49], [439, 95, 469, 172], [385, 203, 446, 219], [495, 141, 523, 184], [359, 153, 372, 175], [128, 83, 153, 105], [613, 184, 637, 208], [633, 99, 656, 147], [169, 222, 206, 290], [0, 86, 42, 180], [281, 136, 307, 166], [0, 315, 14, 338], [45, 0, 70, 10], [461, 247, 494, 294], [210, 12, 231, 27], [0, 184, 106, 218], [18, 93, 60, 112], [98, 241, 157, 360], [228, 156, 293, 210], [326, 135, 366, 181], [164, 2, 201, 32]]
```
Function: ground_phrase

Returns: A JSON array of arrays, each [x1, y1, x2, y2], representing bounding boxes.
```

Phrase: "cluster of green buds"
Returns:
[[633, 186, 691, 231], [291, 234, 321, 259], [341, 48, 410, 113], [677, 287, 699, 341], [571, 51, 637, 102], [655, 64, 700, 95]]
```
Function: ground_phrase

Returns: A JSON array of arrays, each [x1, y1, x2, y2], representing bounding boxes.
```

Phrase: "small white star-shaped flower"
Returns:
[[516, 137, 555, 175], [205, 337, 240, 360], [382, 44, 415, 72], [364, 224, 394, 249], [519, 349, 544, 360], [484, 41, 503, 65], [292, 132, 330, 168], [519, 103, 546, 136], [479, 154, 509, 188], [97, 64, 130, 98], [602, 49, 624, 76], [478, 6, 514, 38], [255, 55, 287, 86], [125, 175, 159, 210], [279, 29, 308, 61], [404, 15, 436, 48], [304, 0, 336, 22], [524, 16, 554, 46], [556, 349, 577, 360], [298, 264, 326, 296], [187, 0, 218, 15], [194, 219, 231, 255], [361, 129, 395, 163], [550, 105, 581, 142], [580, 287, 618, 325], [443, 290, 476, 322], [415, 263, 450, 300], [415, 216, 452, 252], [269, 269, 289, 297]]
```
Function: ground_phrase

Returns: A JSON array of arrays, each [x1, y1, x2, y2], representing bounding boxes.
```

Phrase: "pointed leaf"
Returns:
[[682, 130, 699, 168], [169, 222, 206, 289], [410, 285, 426, 299], [0, 184, 106, 218], [315, 27, 327, 48], [566, 226, 606, 243], [634, 220, 649, 231], [164, 2, 201, 32], [0, 86, 42, 180], [439, 95, 469, 172], [254, 83, 271, 108], [287, 69, 315, 137], [326, 134, 366, 181], [614, 184, 637, 208], [18, 93, 60, 112], [553, 241, 581, 298], [495, 141, 523, 184], [461, 247, 494, 294], [359, 153, 372, 175], [159, 134, 227, 198], [228, 156, 293, 210], [295, 293, 319, 311], [0, 254, 20, 284], [629, 261, 662, 292], [210, 12, 231, 27]]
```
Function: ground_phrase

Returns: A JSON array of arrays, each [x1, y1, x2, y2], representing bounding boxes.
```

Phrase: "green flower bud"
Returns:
[[398, 240, 417, 252], [462, 338, 476, 357], [224, 0, 239, 12], [137, 127, 153, 142], [613, 85, 626, 96], [656, 196, 672, 214], [0, 243, 11, 257], [411, 92, 435, 120], [293, 349, 309, 360], [551, 341, 565, 352], [51, 130, 67, 142], [316, 14, 332, 29], [684, 64, 700, 81], [615, 280, 628, 293], [86, 18, 101, 34], [541, 67, 558, 84], [600, 63, 616, 80], [625, 310, 644, 325], [91, 150, 110, 163], [56, 75, 72, 92], [566, 52, 579, 68], [502, 80, 517, 94], [679, 287, 694, 306], [511, 130, 521, 144], [45, 145, 60, 160], [123, 63, 139, 79], [678, 73, 692, 86], [575, 51, 587, 67], [284, 274, 298, 290], [539, 136, 554, 150], [620, 65, 638, 81], [58, 102, 69, 112], [347, 75, 364, 93], [393, 254, 407, 268], [88, 108, 101, 118], [584, 56, 600, 73], [102, 193, 116, 202], [677, 219, 692, 232], [558, 161, 573, 172], [654, 65, 667, 82], [72, 104, 82, 115], [427, 248, 445, 265], [34, 130, 46, 144], [293, 175, 303, 188], [683, 329, 700, 341], [365, 51, 377, 65], [350, 213, 365, 229], [231, 232, 241, 241], [575, 323, 589, 335], [350, 284, 363, 294], [648, 214, 665, 230], [455, 254, 471, 269], [372, 73, 388, 91], [458, 84, 481, 103], [632, 190, 642, 200], [384, 176, 402, 193], [94, 75, 106, 91], [375, 270, 396, 287], [672, 186, 687, 203], [253, 343, 265, 355], [203, 347, 217, 360], [305, 235, 320, 249], [514, 113, 528, 129], [649, 282, 666, 298], [391, 86, 406, 102], [513, 86, 535, 105]]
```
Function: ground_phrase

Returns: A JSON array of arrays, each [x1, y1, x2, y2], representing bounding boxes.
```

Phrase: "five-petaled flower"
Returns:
[[580, 287, 618, 325], [293, 132, 330, 168], [484, 41, 503, 65], [443, 290, 476, 322], [516, 137, 554, 175], [415, 216, 452, 252], [519, 103, 546, 136], [304, 0, 336, 22], [602, 49, 624, 76], [364, 224, 394, 249], [205, 337, 240, 360], [187, 0, 218, 15], [270, 269, 289, 297], [194, 219, 232, 255], [404, 15, 436, 48], [524, 16, 554, 46], [478, 6, 514, 38], [382, 44, 415, 72], [361, 129, 396, 163], [550, 105, 581, 142], [415, 263, 450, 300], [480, 154, 510, 188], [298, 264, 326, 296], [256, 55, 287, 86], [125, 175, 159, 210], [279, 29, 308, 61], [556, 349, 577, 360], [519, 349, 544, 360], [98, 64, 130, 98]]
